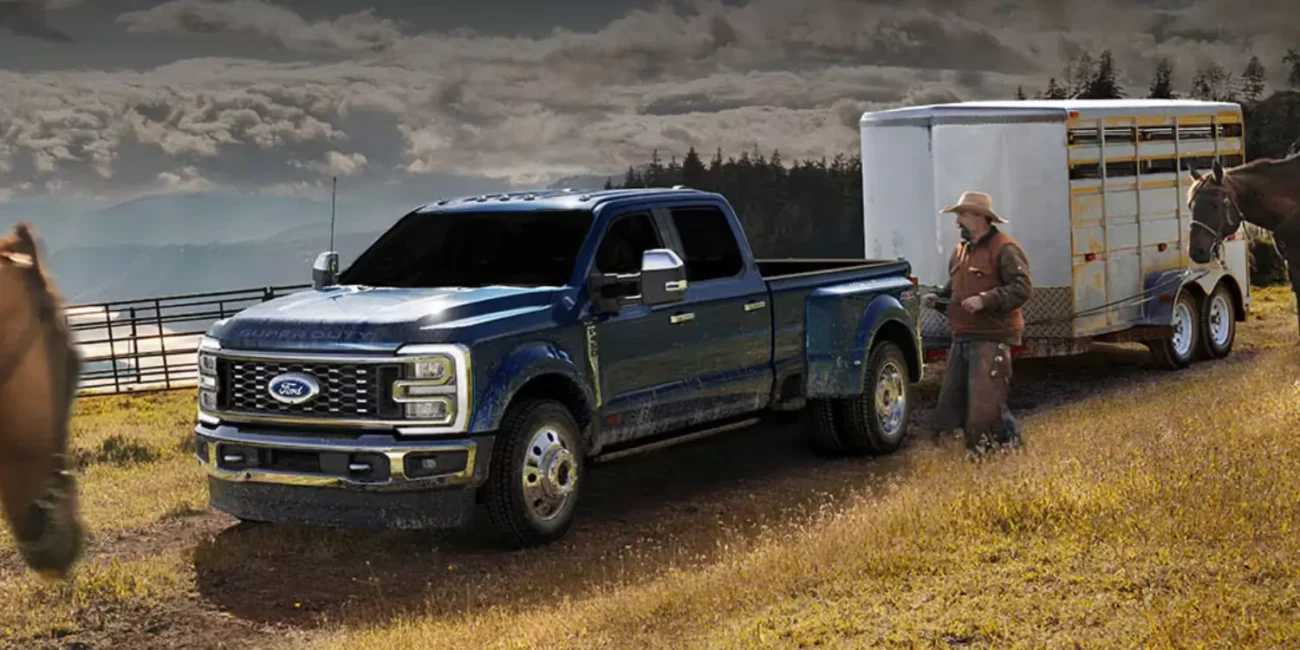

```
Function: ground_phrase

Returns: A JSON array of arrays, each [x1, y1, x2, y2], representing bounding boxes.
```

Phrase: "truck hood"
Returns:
[[212, 285, 563, 351]]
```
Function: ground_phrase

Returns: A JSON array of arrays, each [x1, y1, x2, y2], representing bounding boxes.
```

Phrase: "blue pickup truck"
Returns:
[[194, 187, 923, 546]]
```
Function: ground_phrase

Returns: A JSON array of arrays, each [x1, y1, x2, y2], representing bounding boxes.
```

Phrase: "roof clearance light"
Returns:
[[1068, 110, 1079, 118]]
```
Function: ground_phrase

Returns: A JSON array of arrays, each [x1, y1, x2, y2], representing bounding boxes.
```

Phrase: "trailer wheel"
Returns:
[[834, 341, 913, 455], [1149, 290, 1200, 370], [1197, 283, 1236, 360], [483, 399, 583, 548]]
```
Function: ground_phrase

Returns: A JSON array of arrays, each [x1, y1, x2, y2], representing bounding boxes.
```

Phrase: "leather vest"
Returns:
[[947, 230, 1025, 338]]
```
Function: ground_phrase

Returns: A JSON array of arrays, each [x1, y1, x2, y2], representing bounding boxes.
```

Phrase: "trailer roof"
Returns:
[[861, 99, 1242, 127]]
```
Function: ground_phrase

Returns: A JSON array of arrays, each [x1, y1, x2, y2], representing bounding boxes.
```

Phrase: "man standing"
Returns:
[[921, 191, 1033, 457]]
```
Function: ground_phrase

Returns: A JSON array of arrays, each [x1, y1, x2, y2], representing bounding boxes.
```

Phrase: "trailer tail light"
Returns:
[[1226, 233, 1237, 241], [1158, 243, 1168, 252], [1084, 253, 1097, 262], [908, 275, 918, 288], [925, 349, 948, 363]]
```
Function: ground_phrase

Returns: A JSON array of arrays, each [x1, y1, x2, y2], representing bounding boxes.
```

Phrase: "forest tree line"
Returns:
[[610, 48, 1300, 285]]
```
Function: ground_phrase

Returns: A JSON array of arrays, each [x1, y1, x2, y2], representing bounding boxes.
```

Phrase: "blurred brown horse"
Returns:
[[0, 222, 84, 579], [1188, 156, 1300, 337]]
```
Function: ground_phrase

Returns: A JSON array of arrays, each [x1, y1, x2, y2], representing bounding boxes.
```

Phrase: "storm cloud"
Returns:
[[0, 0, 1296, 204]]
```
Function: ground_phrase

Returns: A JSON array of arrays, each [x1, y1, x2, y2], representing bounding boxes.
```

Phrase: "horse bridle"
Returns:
[[1188, 181, 1246, 258]]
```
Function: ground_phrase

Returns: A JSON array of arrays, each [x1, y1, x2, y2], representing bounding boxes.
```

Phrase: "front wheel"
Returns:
[[1197, 283, 1236, 360], [1149, 290, 1200, 370], [483, 399, 584, 548], [839, 341, 913, 454]]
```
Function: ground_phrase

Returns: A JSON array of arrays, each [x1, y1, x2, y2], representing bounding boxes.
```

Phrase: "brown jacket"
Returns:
[[936, 227, 1033, 345]]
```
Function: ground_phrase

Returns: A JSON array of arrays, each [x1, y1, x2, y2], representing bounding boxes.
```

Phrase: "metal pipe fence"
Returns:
[[65, 284, 311, 396]]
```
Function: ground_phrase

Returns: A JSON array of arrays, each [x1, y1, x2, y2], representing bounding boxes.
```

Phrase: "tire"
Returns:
[[483, 399, 584, 548], [1149, 290, 1200, 370], [1197, 283, 1236, 360], [834, 341, 913, 455], [809, 398, 848, 456]]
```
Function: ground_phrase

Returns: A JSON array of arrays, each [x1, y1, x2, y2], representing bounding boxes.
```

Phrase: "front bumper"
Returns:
[[194, 422, 493, 530]]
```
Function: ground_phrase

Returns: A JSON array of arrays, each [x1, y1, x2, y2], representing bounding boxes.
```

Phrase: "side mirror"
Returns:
[[312, 251, 339, 289], [638, 249, 688, 306]]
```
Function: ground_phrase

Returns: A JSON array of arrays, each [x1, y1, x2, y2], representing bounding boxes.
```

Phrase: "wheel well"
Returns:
[[1216, 276, 1247, 322], [873, 320, 921, 382], [510, 374, 592, 439]]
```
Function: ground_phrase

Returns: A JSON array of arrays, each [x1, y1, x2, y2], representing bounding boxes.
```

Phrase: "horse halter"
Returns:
[[1188, 181, 1246, 256]]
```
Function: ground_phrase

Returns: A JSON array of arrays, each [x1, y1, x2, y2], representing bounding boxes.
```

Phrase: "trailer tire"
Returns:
[[1197, 283, 1236, 360], [834, 341, 913, 455], [483, 399, 583, 548], [809, 398, 848, 456], [1149, 290, 1200, 370]]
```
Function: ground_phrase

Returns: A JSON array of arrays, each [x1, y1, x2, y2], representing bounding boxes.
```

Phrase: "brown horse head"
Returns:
[[1186, 158, 1244, 265], [0, 221, 85, 581]]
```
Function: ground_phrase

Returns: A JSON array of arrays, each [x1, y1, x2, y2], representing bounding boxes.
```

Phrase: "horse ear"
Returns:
[[1188, 166, 1203, 181], [11, 221, 43, 269], [1212, 158, 1224, 182]]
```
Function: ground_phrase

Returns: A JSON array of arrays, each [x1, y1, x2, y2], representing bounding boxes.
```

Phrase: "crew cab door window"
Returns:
[[668, 206, 744, 282], [593, 211, 662, 275]]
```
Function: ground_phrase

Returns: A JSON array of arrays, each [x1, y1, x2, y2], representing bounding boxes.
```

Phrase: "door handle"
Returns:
[[670, 312, 695, 324], [664, 280, 688, 292], [743, 300, 767, 312]]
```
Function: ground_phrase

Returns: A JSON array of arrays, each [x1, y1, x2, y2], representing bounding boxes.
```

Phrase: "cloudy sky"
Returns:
[[1, 0, 1296, 210]]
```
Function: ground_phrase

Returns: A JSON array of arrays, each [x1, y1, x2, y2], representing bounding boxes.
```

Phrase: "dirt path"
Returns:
[[5, 316, 1295, 650]]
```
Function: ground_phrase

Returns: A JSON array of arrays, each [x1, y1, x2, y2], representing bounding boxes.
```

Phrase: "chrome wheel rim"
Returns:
[[1208, 294, 1231, 347], [875, 360, 907, 438], [1172, 300, 1194, 358], [521, 426, 577, 521]]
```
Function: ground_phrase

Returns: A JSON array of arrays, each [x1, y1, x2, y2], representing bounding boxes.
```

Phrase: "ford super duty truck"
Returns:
[[193, 187, 923, 547]]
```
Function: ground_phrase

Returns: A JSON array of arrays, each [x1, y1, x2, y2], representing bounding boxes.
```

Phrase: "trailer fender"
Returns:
[[1139, 267, 1227, 326], [805, 280, 916, 398]]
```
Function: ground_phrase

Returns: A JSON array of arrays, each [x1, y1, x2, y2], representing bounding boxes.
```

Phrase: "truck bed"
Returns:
[[756, 258, 906, 281], [757, 258, 916, 397]]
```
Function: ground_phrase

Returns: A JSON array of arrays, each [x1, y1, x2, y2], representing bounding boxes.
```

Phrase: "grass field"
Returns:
[[1, 286, 1297, 649]]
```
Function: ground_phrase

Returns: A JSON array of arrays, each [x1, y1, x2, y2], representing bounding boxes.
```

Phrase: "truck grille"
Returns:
[[222, 359, 400, 419]]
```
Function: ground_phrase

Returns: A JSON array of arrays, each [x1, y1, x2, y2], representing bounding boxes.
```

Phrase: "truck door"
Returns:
[[588, 207, 705, 445], [659, 204, 772, 425]]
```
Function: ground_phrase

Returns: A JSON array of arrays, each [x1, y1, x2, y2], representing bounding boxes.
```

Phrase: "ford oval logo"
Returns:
[[267, 372, 320, 405]]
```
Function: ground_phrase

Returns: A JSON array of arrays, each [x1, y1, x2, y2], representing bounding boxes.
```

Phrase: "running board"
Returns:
[[591, 417, 762, 464]]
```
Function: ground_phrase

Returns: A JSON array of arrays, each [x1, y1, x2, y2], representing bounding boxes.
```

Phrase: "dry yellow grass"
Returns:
[[298, 293, 1300, 650], [2, 286, 1297, 649]]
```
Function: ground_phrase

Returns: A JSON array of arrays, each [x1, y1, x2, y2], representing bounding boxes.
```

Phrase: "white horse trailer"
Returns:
[[860, 99, 1250, 368]]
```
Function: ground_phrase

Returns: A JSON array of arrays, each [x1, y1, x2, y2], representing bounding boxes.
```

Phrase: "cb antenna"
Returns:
[[329, 175, 337, 252]]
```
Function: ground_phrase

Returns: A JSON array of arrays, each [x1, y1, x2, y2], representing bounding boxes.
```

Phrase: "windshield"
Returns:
[[339, 208, 594, 288]]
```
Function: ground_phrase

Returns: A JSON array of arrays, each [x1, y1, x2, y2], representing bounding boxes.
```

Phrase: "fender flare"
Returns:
[[468, 341, 595, 435], [806, 291, 916, 398]]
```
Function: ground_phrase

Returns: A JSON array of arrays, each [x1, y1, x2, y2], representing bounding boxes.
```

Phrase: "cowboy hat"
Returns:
[[940, 190, 1007, 224]]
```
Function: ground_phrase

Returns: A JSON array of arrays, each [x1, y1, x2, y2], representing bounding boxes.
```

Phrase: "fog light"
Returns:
[[199, 390, 217, 410], [405, 398, 452, 421]]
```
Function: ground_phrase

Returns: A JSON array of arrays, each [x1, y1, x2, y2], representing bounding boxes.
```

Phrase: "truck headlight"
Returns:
[[394, 344, 470, 430], [198, 336, 221, 412]]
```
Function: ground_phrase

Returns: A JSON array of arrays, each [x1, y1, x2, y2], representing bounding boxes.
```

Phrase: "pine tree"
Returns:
[[1149, 58, 1176, 99], [1083, 49, 1123, 99], [1285, 48, 1300, 89], [1044, 77, 1068, 99], [603, 176, 613, 190], [1069, 52, 1095, 98], [681, 146, 707, 188], [1191, 63, 1235, 101], [1015, 85, 1027, 100], [1242, 55, 1267, 102]]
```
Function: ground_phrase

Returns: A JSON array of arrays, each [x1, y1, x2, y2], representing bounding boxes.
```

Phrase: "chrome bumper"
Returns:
[[194, 424, 483, 492]]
